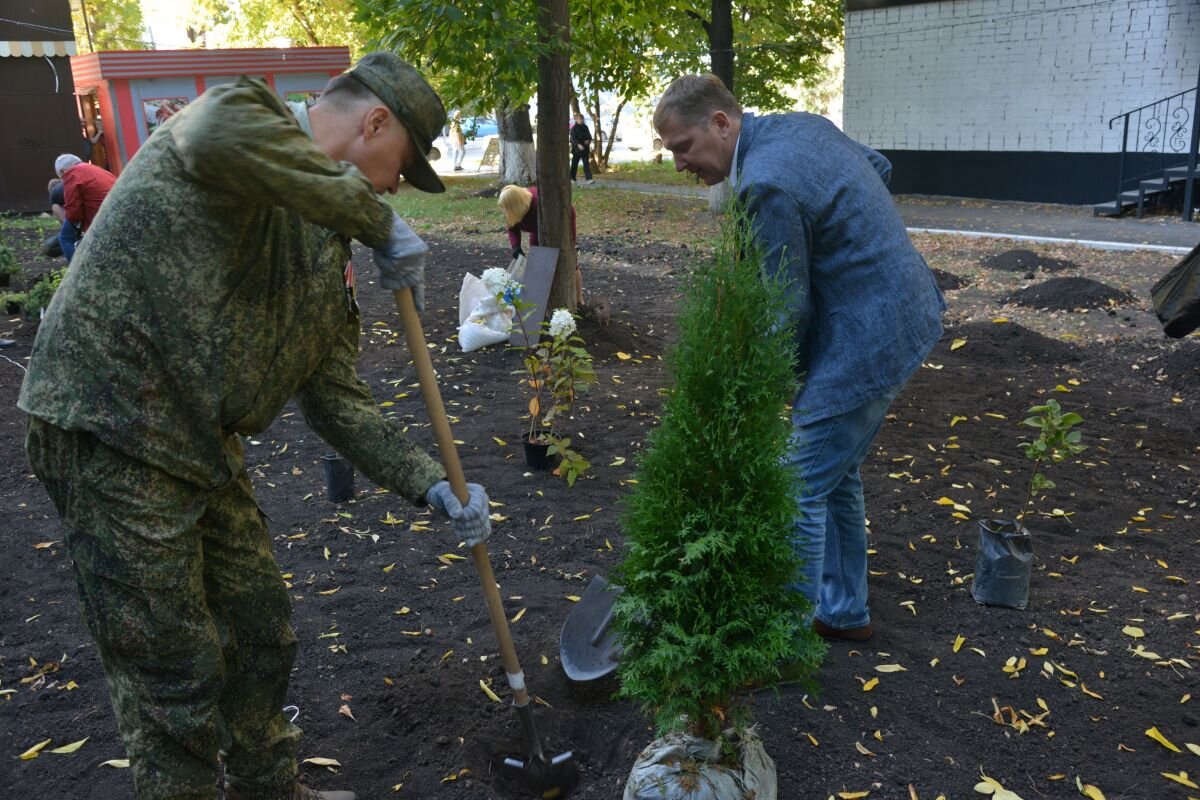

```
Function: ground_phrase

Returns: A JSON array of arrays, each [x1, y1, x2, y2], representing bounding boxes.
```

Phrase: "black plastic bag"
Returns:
[[972, 519, 1033, 610], [1151, 241, 1200, 338]]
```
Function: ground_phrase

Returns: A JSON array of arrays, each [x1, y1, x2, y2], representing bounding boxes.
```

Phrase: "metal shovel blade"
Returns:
[[559, 575, 623, 681]]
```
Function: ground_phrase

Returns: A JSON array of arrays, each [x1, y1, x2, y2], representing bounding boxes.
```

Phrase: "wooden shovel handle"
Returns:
[[393, 288, 531, 706]]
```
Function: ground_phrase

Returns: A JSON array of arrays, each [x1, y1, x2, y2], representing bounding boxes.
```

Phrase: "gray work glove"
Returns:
[[373, 211, 429, 310], [425, 480, 492, 547]]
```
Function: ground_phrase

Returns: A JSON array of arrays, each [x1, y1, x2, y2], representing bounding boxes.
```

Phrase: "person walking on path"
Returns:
[[570, 112, 594, 184], [21, 52, 492, 800], [498, 184, 583, 305], [654, 74, 946, 644], [447, 113, 467, 171], [54, 153, 115, 262]]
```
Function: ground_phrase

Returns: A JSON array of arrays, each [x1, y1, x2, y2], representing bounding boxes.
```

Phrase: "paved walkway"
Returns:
[[595, 180, 1199, 253]]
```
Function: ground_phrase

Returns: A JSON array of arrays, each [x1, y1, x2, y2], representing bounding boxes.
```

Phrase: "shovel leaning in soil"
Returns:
[[559, 575, 623, 681], [393, 287, 579, 800]]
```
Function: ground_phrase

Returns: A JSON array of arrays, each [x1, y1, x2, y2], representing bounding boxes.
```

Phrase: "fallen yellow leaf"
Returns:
[[1076, 776, 1105, 800], [1121, 625, 1145, 638], [875, 664, 907, 673], [1161, 772, 1199, 789], [19, 739, 52, 760], [100, 758, 131, 768], [950, 338, 967, 350], [862, 677, 879, 692], [48, 737, 88, 754], [1146, 726, 1182, 753], [837, 792, 870, 799], [615, 352, 632, 360], [954, 635, 966, 653], [480, 680, 501, 703]]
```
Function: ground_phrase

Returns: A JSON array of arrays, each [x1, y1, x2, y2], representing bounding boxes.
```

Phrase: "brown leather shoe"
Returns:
[[813, 617, 873, 642], [223, 782, 355, 800]]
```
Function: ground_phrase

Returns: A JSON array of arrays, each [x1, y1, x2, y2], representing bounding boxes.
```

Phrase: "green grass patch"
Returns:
[[597, 159, 702, 187], [0, 213, 57, 232], [387, 175, 719, 251]]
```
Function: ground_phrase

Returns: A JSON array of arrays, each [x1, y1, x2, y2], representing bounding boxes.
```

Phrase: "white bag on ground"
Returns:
[[624, 727, 777, 800], [457, 273, 514, 352]]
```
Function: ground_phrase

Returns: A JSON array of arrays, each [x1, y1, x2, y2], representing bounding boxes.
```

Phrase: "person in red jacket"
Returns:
[[54, 153, 116, 261]]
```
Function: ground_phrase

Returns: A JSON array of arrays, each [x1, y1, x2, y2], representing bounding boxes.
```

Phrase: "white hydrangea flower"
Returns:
[[482, 267, 512, 296], [548, 308, 576, 338]]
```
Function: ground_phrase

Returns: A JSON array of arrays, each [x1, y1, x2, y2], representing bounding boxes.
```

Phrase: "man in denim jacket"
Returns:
[[655, 75, 945, 643]]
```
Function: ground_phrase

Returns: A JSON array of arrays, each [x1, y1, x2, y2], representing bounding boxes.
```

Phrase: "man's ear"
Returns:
[[363, 105, 391, 139], [711, 111, 731, 137]]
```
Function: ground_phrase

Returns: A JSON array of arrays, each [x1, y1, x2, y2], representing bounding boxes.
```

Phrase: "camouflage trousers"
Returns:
[[27, 418, 302, 800]]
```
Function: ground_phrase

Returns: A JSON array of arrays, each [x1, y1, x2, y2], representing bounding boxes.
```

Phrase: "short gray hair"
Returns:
[[54, 153, 83, 177], [654, 74, 742, 132]]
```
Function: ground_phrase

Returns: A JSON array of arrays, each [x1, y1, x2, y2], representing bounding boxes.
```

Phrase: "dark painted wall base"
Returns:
[[878, 149, 1185, 205]]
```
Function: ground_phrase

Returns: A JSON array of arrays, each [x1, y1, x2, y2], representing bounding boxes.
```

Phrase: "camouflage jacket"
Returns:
[[19, 77, 444, 502]]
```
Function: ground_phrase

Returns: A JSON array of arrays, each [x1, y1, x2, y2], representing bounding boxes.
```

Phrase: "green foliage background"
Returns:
[[613, 201, 824, 740], [70, 0, 146, 52]]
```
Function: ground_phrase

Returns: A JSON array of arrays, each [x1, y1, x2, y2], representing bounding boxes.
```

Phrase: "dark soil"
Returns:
[[1004, 276, 1137, 311], [2, 230, 1198, 800], [932, 268, 968, 292], [982, 248, 1077, 273]]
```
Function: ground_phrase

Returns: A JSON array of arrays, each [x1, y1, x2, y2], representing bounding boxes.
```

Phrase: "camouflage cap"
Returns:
[[346, 52, 446, 193]]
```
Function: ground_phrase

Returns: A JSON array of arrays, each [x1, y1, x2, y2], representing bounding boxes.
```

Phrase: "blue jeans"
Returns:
[[59, 219, 81, 263], [788, 389, 897, 629]]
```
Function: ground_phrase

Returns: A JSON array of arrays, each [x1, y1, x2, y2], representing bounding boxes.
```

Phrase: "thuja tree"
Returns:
[[612, 201, 825, 741]]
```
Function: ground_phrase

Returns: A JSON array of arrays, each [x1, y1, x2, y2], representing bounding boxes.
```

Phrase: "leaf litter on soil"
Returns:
[[0, 224, 1197, 799]]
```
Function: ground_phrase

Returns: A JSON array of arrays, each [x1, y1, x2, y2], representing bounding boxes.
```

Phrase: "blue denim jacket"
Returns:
[[735, 112, 946, 425]]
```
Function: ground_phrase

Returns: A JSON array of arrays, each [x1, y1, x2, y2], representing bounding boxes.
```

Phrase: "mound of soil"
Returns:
[[1141, 342, 1200, 393], [577, 235, 696, 270], [932, 268, 968, 291], [982, 248, 1076, 273], [1004, 276, 1136, 311]]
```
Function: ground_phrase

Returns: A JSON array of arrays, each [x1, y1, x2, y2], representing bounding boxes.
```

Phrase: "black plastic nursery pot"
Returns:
[[522, 433, 554, 470], [971, 518, 1033, 610], [320, 454, 355, 503]]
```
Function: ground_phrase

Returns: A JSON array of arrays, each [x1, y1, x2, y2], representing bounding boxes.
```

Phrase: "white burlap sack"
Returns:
[[458, 279, 514, 353], [624, 727, 776, 800]]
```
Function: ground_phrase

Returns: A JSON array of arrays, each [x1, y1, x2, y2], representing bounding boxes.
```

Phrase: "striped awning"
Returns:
[[0, 40, 77, 58]]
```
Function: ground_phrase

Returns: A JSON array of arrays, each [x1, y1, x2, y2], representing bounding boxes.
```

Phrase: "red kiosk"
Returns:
[[70, 47, 352, 176]]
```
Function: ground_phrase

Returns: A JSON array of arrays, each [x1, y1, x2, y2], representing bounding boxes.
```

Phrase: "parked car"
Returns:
[[429, 115, 498, 161]]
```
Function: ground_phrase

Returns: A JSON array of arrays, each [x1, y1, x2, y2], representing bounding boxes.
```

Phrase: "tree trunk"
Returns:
[[599, 98, 626, 171], [707, 0, 734, 213], [497, 104, 536, 186], [709, 0, 734, 94], [536, 0, 578, 311], [587, 93, 603, 176], [708, 179, 732, 213]]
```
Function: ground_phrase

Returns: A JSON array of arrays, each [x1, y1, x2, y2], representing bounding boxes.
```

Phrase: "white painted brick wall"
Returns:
[[844, 0, 1200, 153]]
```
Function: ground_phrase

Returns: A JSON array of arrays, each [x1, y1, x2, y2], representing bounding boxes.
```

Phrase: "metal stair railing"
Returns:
[[1107, 74, 1199, 221]]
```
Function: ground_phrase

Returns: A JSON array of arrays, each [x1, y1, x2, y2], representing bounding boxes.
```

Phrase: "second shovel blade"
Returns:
[[559, 575, 623, 682]]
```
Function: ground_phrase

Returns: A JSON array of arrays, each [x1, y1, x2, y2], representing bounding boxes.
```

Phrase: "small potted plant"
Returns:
[[488, 268, 597, 483], [2, 291, 24, 315], [0, 237, 20, 288], [973, 398, 1085, 610], [24, 268, 65, 321]]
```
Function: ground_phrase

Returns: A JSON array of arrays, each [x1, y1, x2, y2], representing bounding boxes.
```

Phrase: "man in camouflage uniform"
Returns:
[[20, 53, 491, 800]]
